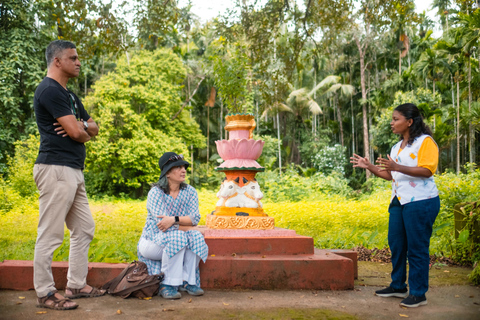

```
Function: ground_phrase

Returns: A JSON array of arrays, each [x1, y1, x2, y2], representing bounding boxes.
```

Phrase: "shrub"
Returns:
[[469, 263, 480, 286], [6, 135, 39, 197], [253, 134, 279, 171], [84, 49, 205, 197], [257, 164, 353, 202], [190, 162, 223, 191], [298, 130, 330, 168], [432, 167, 480, 263], [312, 144, 347, 176]]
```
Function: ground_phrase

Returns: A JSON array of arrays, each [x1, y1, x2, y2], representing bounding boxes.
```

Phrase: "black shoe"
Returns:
[[400, 295, 427, 308], [375, 286, 408, 298]]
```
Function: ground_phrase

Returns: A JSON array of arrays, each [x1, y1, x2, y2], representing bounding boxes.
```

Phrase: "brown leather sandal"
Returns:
[[37, 291, 78, 310], [65, 286, 106, 299]]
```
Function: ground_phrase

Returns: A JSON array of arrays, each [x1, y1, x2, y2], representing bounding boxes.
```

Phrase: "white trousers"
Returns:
[[138, 237, 200, 286]]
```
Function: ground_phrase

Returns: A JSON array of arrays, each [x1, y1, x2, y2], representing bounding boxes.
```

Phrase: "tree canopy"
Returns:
[[1, 0, 480, 195]]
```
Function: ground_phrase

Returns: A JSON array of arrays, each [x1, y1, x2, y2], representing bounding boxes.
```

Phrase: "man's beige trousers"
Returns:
[[33, 164, 95, 298]]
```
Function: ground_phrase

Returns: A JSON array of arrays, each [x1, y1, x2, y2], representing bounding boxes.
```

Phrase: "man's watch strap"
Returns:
[[83, 120, 89, 130]]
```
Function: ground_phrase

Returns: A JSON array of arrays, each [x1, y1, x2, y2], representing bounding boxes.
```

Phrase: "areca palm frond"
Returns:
[[413, 48, 450, 81], [307, 99, 322, 115], [310, 75, 341, 96], [325, 83, 355, 97], [470, 101, 480, 128], [261, 101, 292, 118], [453, 10, 480, 54], [286, 88, 322, 115]]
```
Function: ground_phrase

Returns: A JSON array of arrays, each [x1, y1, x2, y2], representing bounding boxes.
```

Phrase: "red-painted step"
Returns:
[[200, 250, 354, 290], [205, 236, 314, 255]]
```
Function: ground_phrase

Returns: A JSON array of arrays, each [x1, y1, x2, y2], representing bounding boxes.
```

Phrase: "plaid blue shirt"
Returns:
[[137, 185, 208, 285]]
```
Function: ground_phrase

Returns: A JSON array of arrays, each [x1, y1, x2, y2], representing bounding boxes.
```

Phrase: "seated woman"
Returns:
[[137, 152, 208, 299]]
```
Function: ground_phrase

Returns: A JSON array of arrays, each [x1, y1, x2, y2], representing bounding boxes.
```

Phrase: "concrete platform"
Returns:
[[200, 250, 354, 290], [0, 228, 357, 291], [205, 236, 315, 255], [0, 260, 128, 291]]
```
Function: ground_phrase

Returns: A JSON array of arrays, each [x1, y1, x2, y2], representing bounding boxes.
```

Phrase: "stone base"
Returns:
[[0, 260, 129, 291], [206, 214, 275, 229], [200, 229, 356, 290], [200, 250, 354, 290]]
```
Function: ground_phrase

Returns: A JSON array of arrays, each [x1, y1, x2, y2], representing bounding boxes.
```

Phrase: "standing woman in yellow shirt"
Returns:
[[351, 103, 440, 308]]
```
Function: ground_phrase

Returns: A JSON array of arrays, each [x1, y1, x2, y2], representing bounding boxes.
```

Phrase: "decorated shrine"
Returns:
[[206, 113, 275, 229]]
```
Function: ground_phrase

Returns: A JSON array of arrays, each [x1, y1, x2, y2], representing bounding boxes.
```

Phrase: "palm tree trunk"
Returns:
[[188, 72, 194, 184], [351, 97, 355, 153], [336, 94, 344, 146], [368, 103, 374, 163], [468, 57, 474, 164], [313, 68, 317, 134], [399, 51, 401, 76], [457, 78, 461, 174], [255, 100, 258, 134], [354, 36, 371, 179], [277, 112, 282, 176], [433, 81, 436, 131], [451, 74, 455, 171], [207, 106, 210, 176], [220, 95, 223, 140]]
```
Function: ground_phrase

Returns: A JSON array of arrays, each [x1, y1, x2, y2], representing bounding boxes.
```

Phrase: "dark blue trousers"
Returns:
[[388, 196, 440, 297]]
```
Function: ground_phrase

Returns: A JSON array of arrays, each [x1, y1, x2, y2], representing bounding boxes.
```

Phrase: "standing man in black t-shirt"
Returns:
[[33, 40, 104, 310]]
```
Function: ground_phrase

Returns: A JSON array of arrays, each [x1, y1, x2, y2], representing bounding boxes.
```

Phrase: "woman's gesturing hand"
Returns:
[[376, 155, 397, 172], [350, 153, 371, 169], [156, 215, 175, 232]]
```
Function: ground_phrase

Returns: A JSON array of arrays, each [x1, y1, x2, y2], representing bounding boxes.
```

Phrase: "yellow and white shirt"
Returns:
[[390, 134, 439, 205]]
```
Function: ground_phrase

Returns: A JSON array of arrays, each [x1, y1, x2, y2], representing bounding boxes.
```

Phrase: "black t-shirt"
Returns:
[[34, 77, 90, 169]]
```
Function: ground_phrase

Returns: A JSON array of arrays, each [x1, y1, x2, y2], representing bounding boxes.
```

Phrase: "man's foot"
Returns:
[[65, 284, 106, 299], [400, 295, 427, 308], [178, 281, 204, 296], [37, 291, 78, 310], [159, 284, 182, 299], [375, 286, 408, 298]]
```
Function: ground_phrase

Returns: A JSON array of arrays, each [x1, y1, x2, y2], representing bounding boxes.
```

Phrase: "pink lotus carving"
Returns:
[[216, 139, 265, 169], [216, 139, 264, 160]]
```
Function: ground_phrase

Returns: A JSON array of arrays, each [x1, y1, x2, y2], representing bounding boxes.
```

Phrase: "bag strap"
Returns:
[[112, 275, 162, 297], [102, 261, 138, 292]]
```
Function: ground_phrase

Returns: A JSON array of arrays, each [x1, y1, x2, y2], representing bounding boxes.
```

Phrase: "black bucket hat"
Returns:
[[159, 152, 189, 179]]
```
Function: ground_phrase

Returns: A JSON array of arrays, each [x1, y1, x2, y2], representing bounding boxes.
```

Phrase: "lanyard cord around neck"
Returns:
[[68, 93, 80, 120]]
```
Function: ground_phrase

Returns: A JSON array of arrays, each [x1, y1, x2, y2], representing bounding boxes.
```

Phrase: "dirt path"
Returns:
[[1, 262, 479, 320]]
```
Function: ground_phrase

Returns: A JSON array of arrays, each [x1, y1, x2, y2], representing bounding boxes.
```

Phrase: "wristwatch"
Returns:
[[83, 120, 89, 130], [174, 216, 180, 225]]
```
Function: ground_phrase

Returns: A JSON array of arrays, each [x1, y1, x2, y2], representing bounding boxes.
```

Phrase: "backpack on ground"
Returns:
[[102, 261, 163, 298]]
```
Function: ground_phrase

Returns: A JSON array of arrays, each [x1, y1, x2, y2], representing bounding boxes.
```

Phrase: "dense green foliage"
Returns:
[[83, 49, 205, 196], [0, 0, 49, 173], [209, 38, 254, 113]]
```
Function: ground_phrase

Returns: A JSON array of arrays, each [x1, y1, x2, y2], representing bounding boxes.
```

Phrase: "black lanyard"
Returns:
[[68, 93, 80, 120]]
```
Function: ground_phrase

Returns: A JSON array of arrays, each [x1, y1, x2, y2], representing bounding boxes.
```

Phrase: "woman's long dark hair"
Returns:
[[394, 103, 433, 145]]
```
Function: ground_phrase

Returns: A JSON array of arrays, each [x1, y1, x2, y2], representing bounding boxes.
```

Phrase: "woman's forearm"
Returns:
[[179, 216, 193, 226], [366, 162, 393, 181], [392, 164, 433, 178]]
